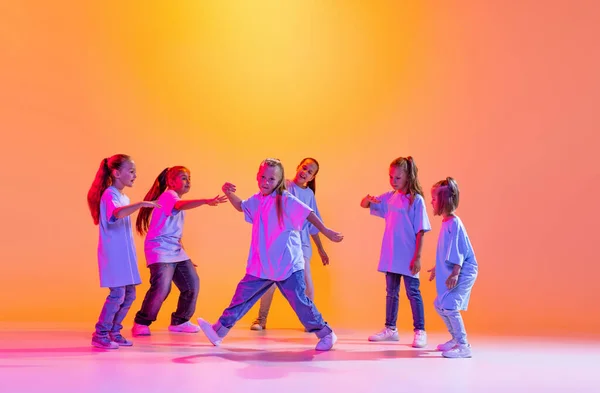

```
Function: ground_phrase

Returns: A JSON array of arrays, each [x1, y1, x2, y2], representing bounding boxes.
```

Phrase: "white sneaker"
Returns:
[[412, 330, 427, 348], [315, 332, 337, 351], [132, 323, 151, 337], [442, 343, 472, 358], [436, 339, 457, 352], [368, 327, 399, 342], [169, 321, 201, 333], [197, 318, 222, 346]]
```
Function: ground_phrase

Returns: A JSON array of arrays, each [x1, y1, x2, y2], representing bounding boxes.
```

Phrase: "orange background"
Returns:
[[1, 1, 598, 336]]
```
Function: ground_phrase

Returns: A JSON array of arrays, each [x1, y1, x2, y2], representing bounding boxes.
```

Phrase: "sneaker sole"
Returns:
[[91, 341, 118, 349], [368, 337, 400, 342]]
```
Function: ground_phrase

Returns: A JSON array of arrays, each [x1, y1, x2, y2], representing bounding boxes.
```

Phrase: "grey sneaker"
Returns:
[[110, 333, 133, 346], [442, 343, 472, 358], [436, 339, 457, 352], [368, 327, 399, 342], [92, 335, 118, 349], [169, 321, 201, 333], [315, 332, 337, 351]]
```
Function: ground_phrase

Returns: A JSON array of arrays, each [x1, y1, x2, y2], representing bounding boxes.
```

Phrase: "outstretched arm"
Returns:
[[360, 194, 380, 208], [114, 201, 160, 219], [174, 195, 227, 211], [222, 182, 243, 212], [306, 212, 343, 242]]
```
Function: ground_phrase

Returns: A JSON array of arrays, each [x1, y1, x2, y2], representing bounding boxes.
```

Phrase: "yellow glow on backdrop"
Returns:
[[0, 1, 598, 336]]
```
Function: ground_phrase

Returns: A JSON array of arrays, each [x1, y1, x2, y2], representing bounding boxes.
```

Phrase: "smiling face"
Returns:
[[168, 169, 191, 196], [257, 163, 283, 195], [294, 159, 319, 187]]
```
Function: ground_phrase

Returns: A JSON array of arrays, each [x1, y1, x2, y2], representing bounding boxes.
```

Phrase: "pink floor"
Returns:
[[1, 323, 599, 393]]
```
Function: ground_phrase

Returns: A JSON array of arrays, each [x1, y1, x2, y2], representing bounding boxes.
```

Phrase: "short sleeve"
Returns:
[[160, 190, 180, 216], [445, 220, 466, 267], [369, 191, 392, 218], [285, 193, 313, 230], [411, 195, 432, 234], [241, 194, 259, 224], [102, 188, 123, 224], [308, 201, 321, 235]]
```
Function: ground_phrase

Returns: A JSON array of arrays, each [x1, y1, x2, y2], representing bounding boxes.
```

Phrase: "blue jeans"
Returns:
[[213, 270, 332, 339], [385, 272, 425, 331], [436, 305, 468, 345], [95, 285, 136, 336], [134, 260, 199, 326]]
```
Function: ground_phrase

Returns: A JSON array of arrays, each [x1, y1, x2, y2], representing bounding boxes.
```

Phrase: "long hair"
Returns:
[[298, 157, 320, 195], [390, 156, 423, 206], [136, 166, 189, 235], [87, 154, 131, 225], [261, 158, 286, 225], [432, 177, 460, 216]]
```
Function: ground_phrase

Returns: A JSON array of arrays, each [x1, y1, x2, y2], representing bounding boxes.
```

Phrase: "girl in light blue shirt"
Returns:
[[132, 166, 226, 336], [428, 177, 478, 358], [250, 157, 331, 331], [87, 154, 159, 349], [197, 158, 343, 351], [361, 156, 431, 348]]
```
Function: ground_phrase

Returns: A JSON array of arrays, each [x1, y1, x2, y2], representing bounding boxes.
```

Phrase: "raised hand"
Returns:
[[207, 195, 228, 206], [365, 194, 381, 204], [222, 182, 236, 195]]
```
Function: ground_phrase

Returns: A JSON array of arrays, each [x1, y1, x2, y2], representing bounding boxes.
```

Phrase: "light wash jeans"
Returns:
[[95, 285, 136, 336], [436, 305, 468, 345], [213, 270, 332, 339]]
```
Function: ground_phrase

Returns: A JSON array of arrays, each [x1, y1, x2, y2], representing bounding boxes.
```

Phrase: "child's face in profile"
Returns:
[[113, 160, 137, 189], [257, 165, 282, 195], [431, 187, 441, 216], [389, 165, 408, 193], [169, 171, 191, 196]]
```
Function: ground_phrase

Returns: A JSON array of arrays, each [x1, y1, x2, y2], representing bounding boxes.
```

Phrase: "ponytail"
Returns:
[[87, 154, 130, 225], [136, 168, 169, 235]]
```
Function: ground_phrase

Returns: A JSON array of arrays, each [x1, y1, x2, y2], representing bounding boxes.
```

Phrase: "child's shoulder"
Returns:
[[101, 186, 120, 199]]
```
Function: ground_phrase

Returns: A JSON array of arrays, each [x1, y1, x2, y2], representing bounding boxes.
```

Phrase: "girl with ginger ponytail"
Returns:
[[132, 166, 227, 336], [86, 154, 159, 349]]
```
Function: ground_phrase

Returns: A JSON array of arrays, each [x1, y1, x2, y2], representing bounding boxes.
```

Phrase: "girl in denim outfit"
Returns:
[[428, 177, 478, 358], [197, 158, 343, 351], [250, 157, 331, 331], [87, 154, 159, 349], [361, 156, 431, 348], [132, 166, 227, 336]]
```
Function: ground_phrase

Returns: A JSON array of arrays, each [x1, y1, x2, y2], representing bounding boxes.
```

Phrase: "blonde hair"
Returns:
[[390, 156, 423, 205], [432, 177, 460, 216]]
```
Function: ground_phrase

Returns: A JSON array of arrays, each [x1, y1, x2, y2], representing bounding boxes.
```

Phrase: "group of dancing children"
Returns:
[[87, 155, 478, 358]]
